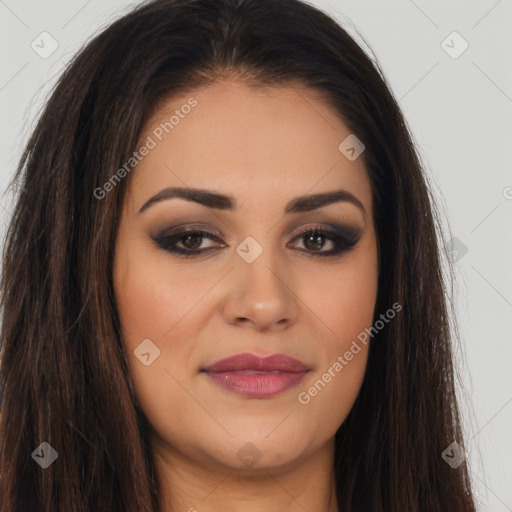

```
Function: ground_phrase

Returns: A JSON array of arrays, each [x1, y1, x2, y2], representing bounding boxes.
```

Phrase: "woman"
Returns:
[[0, 0, 478, 510]]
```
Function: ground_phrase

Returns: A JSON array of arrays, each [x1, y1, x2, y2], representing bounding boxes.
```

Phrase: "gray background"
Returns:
[[0, 0, 511, 510]]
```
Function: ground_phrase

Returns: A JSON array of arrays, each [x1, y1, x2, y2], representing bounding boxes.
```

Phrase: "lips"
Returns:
[[202, 353, 311, 373], [201, 353, 311, 398]]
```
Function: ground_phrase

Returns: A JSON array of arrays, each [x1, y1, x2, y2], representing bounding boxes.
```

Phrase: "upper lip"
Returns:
[[202, 353, 311, 373]]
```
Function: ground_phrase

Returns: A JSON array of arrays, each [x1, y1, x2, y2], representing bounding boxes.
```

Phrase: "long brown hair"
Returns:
[[0, 0, 477, 510]]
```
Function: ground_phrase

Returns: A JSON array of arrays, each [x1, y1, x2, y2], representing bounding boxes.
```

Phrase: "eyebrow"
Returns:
[[138, 186, 365, 216]]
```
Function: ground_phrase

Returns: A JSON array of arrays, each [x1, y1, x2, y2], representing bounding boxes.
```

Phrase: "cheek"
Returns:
[[112, 244, 206, 432], [312, 270, 376, 331], [292, 249, 377, 425], [298, 242, 378, 346], [294, 299, 374, 439], [113, 245, 208, 344]]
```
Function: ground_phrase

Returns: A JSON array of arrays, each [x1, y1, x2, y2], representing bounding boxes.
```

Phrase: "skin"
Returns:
[[113, 79, 378, 512]]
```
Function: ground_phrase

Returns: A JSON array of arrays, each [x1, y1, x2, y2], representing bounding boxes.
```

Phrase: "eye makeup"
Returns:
[[150, 222, 362, 259]]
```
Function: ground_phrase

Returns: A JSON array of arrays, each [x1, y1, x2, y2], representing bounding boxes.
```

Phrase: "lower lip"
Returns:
[[203, 370, 309, 398]]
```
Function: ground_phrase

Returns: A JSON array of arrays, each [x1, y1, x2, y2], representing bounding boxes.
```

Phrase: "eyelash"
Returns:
[[152, 225, 361, 259]]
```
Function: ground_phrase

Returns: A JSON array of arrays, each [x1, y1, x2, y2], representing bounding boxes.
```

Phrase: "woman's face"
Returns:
[[113, 79, 378, 475]]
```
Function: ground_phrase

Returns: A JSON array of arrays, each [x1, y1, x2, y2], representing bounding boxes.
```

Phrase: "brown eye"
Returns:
[[302, 230, 334, 251], [289, 226, 361, 257], [153, 229, 224, 257], [180, 233, 204, 250], [153, 224, 361, 259]]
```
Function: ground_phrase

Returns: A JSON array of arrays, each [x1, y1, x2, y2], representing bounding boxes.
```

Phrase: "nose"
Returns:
[[222, 244, 300, 332]]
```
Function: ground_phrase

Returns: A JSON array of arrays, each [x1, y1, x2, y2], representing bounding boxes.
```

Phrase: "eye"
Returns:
[[152, 224, 361, 258], [288, 226, 361, 257], [152, 229, 224, 257]]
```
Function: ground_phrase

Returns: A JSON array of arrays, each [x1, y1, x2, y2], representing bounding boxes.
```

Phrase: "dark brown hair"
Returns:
[[0, 0, 477, 510]]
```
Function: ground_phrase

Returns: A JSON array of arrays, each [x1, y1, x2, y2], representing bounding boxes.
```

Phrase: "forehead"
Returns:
[[126, 79, 372, 217]]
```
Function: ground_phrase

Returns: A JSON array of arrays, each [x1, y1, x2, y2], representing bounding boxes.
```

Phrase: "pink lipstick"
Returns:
[[201, 353, 311, 398]]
